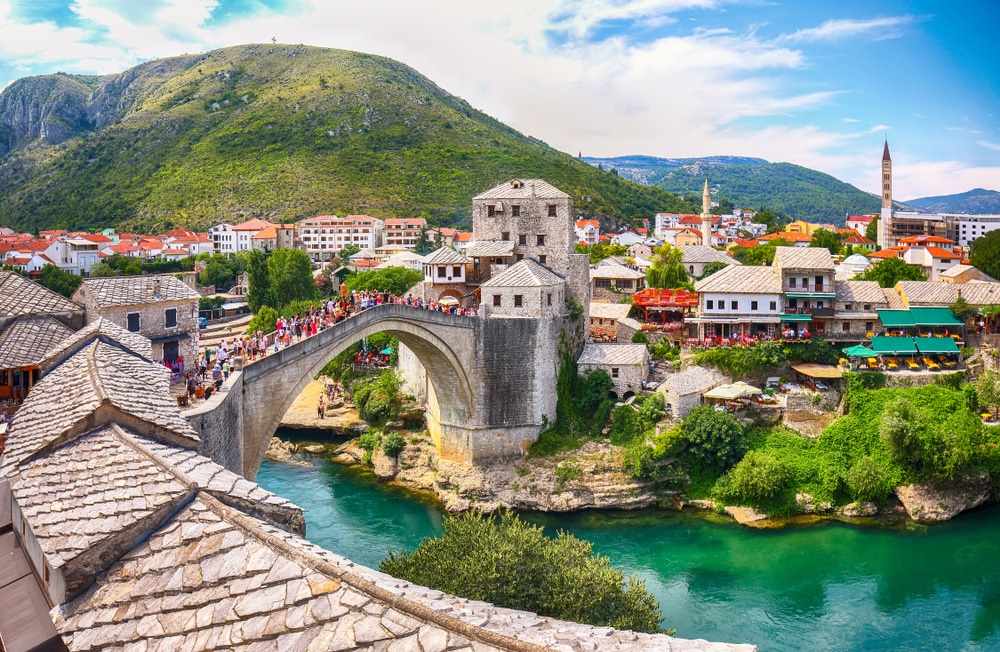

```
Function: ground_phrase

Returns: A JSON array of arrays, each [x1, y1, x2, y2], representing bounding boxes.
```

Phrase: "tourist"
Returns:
[[222, 359, 230, 381], [317, 393, 325, 419], [186, 373, 197, 399]]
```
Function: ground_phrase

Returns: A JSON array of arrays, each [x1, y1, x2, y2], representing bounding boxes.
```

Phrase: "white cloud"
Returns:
[[979, 141, 1000, 152], [776, 16, 912, 44]]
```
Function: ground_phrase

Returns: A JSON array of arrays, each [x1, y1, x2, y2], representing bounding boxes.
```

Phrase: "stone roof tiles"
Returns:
[[464, 240, 515, 258], [834, 280, 889, 306], [773, 246, 835, 271], [481, 258, 564, 289], [588, 302, 632, 321], [590, 261, 647, 280], [956, 281, 1000, 306], [0, 271, 83, 317], [578, 343, 649, 366], [422, 247, 469, 265], [679, 245, 742, 266], [896, 280, 958, 307], [664, 366, 729, 396], [694, 265, 781, 294], [76, 274, 200, 308], [39, 317, 154, 368], [473, 179, 569, 200], [0, 315, 74, 369]]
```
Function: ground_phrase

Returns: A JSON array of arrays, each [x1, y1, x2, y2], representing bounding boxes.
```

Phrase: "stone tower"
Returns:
[[879, 140, 893, 248], [701, 178, 712, 247]]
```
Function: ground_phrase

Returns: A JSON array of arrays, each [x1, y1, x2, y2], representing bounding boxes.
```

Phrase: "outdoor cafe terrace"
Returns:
[[633, 288, 698, 332]]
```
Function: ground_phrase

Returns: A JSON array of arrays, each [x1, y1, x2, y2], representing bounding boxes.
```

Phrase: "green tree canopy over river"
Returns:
[[257, 446, 1000, 651]]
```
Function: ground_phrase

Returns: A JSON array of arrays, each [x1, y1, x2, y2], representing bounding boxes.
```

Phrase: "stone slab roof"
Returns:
[[773, 246, 835, 271], [0, 315, 74, 369], [76, 274, 200, 307], [957, 281, 1000, 306], [588, 302, 632, 321], [0, 271, 83, 317], [834, 280, 889, 306], [590, 262, 646, 280], [473, 179, 569, 200], [464, 240, 515, 258], [663, 366, 729, 396], [694, 265, 781, 294], [39, 317, 154, 368], [577, 343, 649, 367], [422, 247, 469, 265], [481, 258, 564, 289], [1, 339, 198, 475], [881, 287, 906, 310], [679, 245, 742, 266], [896, 281, 958, 306]]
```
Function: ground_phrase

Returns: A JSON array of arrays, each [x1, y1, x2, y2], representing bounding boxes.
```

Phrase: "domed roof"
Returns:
[[842, 253, 870, 266]]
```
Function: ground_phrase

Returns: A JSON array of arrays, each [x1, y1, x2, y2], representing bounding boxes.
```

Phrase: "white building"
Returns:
[[575, 220, 600, 245], [383, 218, 427, 249], [691, 265, 783, 340], [208, 223, 236, 254], [299, 215, 385, 262]]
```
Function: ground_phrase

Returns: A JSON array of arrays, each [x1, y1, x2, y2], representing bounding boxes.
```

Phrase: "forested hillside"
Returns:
[[0, 44, 697, 233], [585, 155, 883, 226]]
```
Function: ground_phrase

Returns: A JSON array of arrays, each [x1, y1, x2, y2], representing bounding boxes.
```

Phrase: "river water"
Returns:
[[256, 452, 1000, 651]]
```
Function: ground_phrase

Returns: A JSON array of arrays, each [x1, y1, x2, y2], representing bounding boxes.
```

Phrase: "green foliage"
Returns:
[[382, 432, 406, 458], [652, 425, 687, 459], [199, 295, 226, 311], [357, 431, 382, 463], [683, 407, 745, 470], [631, 330, 649, 344], [970, 229, 1000, 281], [853, 257, 926, 287], [784, 339, 840, 365], [610, 405, 642, 446], [730, 243, 781, 266], [38, 264, 82, 298], [950, 296, 978, 325], [380, 512, 664, 633], [976, 371, 1000, 416], [865, 219, 879, 244], [844, 456, 887, 502], [809, 228, 843, 255], [693, 339, 785, 378], [351, 369, 404, 424], [268, 248, 317, 305], [575, 242, 628, 264], [622, 443, 658, 479], [555, 461, 582, 484], [727, 451, 789, 501], [700, 261, 728, 278], [636, 392, 664, 426], [646, 244, 690, 289], [87, 261, 117, 277], [199, 254, 242, 289], [245, 249, 277, 312], [345, 266, 423, 296], [245, 305, 278, 335]]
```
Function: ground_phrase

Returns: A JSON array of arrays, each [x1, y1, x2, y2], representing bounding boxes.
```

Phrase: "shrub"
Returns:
[[631, 331, 649, 344], [353, 369, 404, 423], [610, 405, 642, 446], [844, 456, 885, 502], [683, 407, 746, 469], [555, 462, 581, 484], [651, 425, 686, 459], [357, 431, 382, 464], [245, 305, 278, 335], [728, 451, 789, 501], [380, 512, 665, 634], [637, 393, 664, 428], [623, 443, 658, 479], [382, 432, 406, 458]]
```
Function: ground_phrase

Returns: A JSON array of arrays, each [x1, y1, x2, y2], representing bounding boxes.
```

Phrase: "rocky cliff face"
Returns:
[[0, 74, 96, 157]]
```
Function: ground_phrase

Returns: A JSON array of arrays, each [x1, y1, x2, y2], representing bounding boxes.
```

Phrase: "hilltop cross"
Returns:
[[271, 36, 277, 44]]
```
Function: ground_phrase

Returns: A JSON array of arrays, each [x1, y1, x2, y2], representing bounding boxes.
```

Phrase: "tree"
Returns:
[[809, 228, 843, 256], [844, 456, 886, 502], [646, 244, 689, 289], [38, 264, 82, 298], [336, 244, 361, 267], [413, 230, 432, 256], [700, 261, 728, 279], [854, 257, 925, 288], [245, 305, 278, 335], [345, 266, 423, 296], [245, 249, 277, 312], [87, 262, 117, 277], [683, 406, 745, 469], [950, 296, 978, 325], [268, 248, 317, 305], [380, 511, 665, 634], [728, 451, 789, 501], [970, 229, 1000, 280], [976, 371, 1000, 418], [865, 219, 879, 245]]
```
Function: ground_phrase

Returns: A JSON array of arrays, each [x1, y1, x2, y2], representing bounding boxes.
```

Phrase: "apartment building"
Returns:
[[383, 218, 427, 249], [298, 215, 385, 262]]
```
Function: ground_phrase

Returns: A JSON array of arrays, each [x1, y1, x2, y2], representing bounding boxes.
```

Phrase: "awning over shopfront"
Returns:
[[784, 292, 838, 300], [791, 363, 844, 379], [779, 314, 812, 322], [704, 382, 762, 399], [909, 307, 963, 328], [870, 336, 918, 355], [149, 333, 192, 345], [877, 310, 916, 329], [914, 337, 960, 354]]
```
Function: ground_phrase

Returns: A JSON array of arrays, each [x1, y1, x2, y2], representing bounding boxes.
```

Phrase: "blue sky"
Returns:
[[0, 0, 997, 199]]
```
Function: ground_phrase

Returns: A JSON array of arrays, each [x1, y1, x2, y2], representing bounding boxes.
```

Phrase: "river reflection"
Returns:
[[256, 453, 1000, 651]]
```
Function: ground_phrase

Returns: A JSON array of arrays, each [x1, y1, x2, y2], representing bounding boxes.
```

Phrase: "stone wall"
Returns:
[[84, 299, 199, 365], [184, 371, 244, 474], [481, 283, 565, 319], [472, 190, 575, 277]]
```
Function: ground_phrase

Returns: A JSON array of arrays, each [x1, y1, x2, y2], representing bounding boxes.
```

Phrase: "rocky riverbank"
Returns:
[[278, 378, 366, 433]]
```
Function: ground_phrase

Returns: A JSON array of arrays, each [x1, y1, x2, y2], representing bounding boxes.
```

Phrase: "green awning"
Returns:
[[784, 292, 838, 299], [780, 314, 812, 322], [871, 336, 918, 355], [878, 310, 916, 328], [909, 307, 963, 328], [914, 337, 960, 354], [843, 345, 874, 357]]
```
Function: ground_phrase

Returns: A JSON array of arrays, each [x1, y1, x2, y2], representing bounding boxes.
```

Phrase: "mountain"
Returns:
[[0, 45, 697, 234], [583, 155, 882, 226], [904, 188, 1000, 214]]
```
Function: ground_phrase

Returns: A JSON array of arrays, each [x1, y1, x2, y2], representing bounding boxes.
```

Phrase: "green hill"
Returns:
[[0, 44, 696, 233], [583, 155, 883, 226]]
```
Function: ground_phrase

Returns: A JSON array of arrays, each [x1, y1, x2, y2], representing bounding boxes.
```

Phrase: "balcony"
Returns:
[[784, 285, 836, 299], [782, 307, 834, 318]]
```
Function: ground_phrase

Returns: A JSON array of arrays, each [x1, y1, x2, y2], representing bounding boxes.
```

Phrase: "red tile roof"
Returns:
[[868, 249, 900, 259], [925, 246, 961, 259], [843, 234, 876, 245], [898, 235, 955, 245], [575, 219, 600, 229], [847, 215, 874, 223], [761, 231, 812, 243]]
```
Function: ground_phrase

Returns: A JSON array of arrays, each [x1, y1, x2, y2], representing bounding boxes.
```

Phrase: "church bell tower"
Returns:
[[879, 140, 893, 248]]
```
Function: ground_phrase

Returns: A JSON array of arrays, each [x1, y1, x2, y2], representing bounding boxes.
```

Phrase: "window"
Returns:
[[843, 322, 851, 332], [511, 205, 521, 217], [611, 367, 619, 379], [536, 234, 545, 246], [437, 267, 447, 278], [538, 255, 547, 265], [548, 204, 557, 217], [487, 205, 496, 217], [845, 303, 853, 311], [863, 304, 871, 311], [866, 321, 874, 331], [789, 278, 796, 287], [502, 232, 510, 241], [595, 279, 612, 289], [547, 293, 552, 306], [493, 295, 501, 307], [519, 234, 527, 246], [516, 254, 524, 262], [731, 300, 738, 310], [126, 312, 140, 332], [452, 266, 462, 277], [751, 301, 758, 311], [707, 300, 714, 310], [770, 301, 777, 311], [514, 295, 523, 307], [165, 308, 177, 328]]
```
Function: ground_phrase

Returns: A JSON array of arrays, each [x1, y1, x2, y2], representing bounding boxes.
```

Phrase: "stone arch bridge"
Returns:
[[193, 303, 563, 479]]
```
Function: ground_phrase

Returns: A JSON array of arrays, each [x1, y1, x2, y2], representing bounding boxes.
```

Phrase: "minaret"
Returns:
[[879, 140, 892, 248], [701, 178, 712, 247]]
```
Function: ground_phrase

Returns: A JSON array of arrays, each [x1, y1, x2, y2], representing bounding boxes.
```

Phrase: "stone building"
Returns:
[[420, 246, 472, 305], [660, 365, 729, 419], [679, 245, 741, 278], [690, 265, 782, 339], [577, 343, 650, 399], [589, 301, 633, 341], [590, 259, 647, 301], [773, 246, 837, 338], [71, 274, 201, 368], [831, 280, 887, 340], [480, 258, 566, 319]]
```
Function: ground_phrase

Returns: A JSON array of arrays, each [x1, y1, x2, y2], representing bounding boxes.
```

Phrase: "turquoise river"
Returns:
[[256, 452, 1000, 651]]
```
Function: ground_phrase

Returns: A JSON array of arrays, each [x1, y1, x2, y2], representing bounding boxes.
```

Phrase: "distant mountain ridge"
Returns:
[[584, 155, 883, 226], [0, 44, 697, 233], [905, 188, 1000, 214]]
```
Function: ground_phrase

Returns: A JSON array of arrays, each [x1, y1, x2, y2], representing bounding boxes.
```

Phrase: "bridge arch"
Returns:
[[240, 304, 477, 477]]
